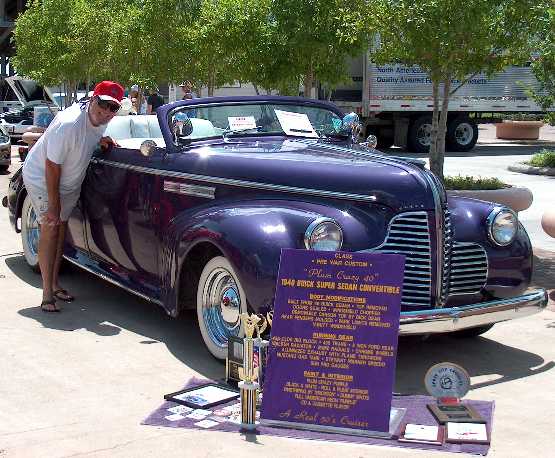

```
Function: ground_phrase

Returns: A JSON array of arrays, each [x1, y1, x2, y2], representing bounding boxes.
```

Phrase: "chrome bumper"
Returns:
[[399, 289, 548, 334]]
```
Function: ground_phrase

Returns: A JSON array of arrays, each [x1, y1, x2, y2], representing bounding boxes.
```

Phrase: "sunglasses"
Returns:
[[96, 98, 120, 113]]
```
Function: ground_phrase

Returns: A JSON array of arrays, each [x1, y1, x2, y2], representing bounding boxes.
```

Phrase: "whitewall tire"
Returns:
[[197, 256, 247, 360], [21, 195, 41, 272]]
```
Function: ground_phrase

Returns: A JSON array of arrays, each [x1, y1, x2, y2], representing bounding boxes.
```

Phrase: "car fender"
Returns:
[[159, 199, 387, 316]]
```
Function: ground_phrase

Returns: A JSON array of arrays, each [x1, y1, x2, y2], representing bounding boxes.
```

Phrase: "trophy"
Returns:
[[226, 312, 273, 385], [424, 362, 485, 424], [238, 313, 262, 430]]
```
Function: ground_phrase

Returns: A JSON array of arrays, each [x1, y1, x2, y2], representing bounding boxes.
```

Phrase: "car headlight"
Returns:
[[487, 207, 518, 246], [304, 218, 343, 251]]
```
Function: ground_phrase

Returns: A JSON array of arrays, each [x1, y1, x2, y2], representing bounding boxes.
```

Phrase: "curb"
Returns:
[[507, 163, 555, 176]]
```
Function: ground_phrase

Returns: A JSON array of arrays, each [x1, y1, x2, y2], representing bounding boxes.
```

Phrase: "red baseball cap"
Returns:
[[92, 81, 124, 105]]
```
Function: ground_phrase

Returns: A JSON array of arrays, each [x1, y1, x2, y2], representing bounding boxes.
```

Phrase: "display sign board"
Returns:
[[261, 249, 405, 436]]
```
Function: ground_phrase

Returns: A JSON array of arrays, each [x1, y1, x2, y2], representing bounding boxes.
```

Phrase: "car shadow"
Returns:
[[7, 255, 223, 381], [7, 254, 553, 393], [530, 249, 555, 311], [395, 334, 554, 395]]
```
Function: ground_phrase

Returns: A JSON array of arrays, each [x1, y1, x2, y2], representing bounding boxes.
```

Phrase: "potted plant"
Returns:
[[495, 113, 545, 140], [445, 175, 533, 212]]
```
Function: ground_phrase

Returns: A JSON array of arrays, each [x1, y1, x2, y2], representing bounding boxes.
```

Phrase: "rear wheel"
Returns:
[[446, 117, 478, 151], [407, 116, 432, 154], [21, 195, 41, 272], [452, 324, 494, 338], [196, 256, 247, 360]]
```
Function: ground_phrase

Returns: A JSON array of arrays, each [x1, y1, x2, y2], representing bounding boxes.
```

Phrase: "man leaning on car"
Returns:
[[22, 81, 124, 312]]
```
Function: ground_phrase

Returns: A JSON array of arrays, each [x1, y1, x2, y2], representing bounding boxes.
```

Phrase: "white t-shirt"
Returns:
[[23, 103, 107, 194]]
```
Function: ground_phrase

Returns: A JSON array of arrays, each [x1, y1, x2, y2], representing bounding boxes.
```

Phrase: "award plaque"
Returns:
[[425, 363, 485, 424]]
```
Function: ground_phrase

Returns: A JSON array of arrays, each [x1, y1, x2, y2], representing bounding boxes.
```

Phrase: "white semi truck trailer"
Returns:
[[330, 54, 547, 152]]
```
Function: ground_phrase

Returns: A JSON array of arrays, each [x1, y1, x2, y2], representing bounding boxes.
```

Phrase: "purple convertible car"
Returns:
[[4, 96, 547, 359]]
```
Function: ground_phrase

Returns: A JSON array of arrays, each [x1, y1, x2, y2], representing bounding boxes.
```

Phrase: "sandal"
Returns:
[[53, 288, 75, 303], [40, 299, 61, 313]]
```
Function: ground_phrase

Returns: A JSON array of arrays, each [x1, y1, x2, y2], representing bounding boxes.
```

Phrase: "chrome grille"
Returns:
[[440, 208, 454, 303], [448, 242, 488, 294], [374, 211, 432, 308]]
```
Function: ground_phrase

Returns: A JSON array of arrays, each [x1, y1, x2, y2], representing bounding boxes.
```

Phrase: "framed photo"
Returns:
[[164, 383, 240, 409], [446, 422, 490, 444]]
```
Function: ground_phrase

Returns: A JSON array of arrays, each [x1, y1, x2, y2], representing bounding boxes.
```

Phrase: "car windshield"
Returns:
[[169, 102, 347, 144]]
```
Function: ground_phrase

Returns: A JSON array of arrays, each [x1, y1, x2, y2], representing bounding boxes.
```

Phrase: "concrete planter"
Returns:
[[495, 121, 544, 140], [448, 186, 533, 212]]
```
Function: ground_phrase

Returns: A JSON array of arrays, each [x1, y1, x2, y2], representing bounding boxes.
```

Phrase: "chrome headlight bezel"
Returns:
[[487, 207, 518, 246], [304, 217, 343, 251]]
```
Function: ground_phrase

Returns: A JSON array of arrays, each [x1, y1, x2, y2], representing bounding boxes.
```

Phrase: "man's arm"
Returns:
[[44, 158, 62, 226], [147, 104, 153, 115]]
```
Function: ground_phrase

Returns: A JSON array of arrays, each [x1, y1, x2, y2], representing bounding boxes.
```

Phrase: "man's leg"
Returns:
[[51, 222, 68, 299], [38, 223, 61, 311]]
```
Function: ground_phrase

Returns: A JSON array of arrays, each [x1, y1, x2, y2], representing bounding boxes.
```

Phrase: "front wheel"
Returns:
[[21, 194, 41, 272], [197, 256, 247, 360]]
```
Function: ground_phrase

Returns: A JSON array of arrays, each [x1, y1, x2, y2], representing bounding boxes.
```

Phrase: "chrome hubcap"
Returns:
[[417, 123, 432, 146], [202, 267, 242, 349], [25, 204, 40, 258], [454, 123, 473, 145]]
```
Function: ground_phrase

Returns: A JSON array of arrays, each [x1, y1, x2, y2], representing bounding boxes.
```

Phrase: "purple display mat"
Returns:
[[143, 378, 494, 455]]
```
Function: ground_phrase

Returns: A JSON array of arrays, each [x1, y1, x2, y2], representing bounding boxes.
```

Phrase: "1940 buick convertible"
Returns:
[[4, 96, 547, 359]]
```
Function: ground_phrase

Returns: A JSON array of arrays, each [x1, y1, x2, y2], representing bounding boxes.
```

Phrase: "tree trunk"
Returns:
[[208, 70, 215, 97], [429, 79, 441, 175], [253, 84, 260, 95], [303, 62, 314, 98], [436, 77, 452, 180], [428, 77, 451, 180]]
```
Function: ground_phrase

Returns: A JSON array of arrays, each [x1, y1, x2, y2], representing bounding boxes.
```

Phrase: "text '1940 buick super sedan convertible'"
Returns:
[[5, 96, 547, 359]]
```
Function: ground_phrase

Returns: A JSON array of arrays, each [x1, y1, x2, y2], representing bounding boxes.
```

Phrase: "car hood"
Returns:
[[164, 138, 436, 211]]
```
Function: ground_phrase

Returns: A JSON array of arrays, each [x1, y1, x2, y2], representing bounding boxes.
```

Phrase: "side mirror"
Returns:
[[358, 134, 378, 152], [342, 112, 363, 143], [171, 112, 193, 144]]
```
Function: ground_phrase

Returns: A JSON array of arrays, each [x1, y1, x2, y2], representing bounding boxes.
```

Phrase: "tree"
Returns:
[[371, 0, 547, 179], [530, 6, 555, 125], [270, 0, 369, 97]]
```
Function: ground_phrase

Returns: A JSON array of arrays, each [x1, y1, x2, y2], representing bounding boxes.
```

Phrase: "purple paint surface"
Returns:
[[261, 249, 405, 433]]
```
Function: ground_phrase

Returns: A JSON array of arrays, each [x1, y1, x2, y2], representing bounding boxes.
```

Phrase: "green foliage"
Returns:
[[444, 175, 507, 190], [530, 7, 555, 125], [526, 150, 555, 168], [270, 0, 369, 95]]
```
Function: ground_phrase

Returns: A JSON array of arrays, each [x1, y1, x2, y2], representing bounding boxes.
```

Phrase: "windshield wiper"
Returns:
[[222, 126, 262, 142], [317, 131, 350, 142]]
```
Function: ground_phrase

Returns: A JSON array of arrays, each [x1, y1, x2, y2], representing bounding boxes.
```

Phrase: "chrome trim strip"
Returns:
[[421, 171, 445, 307], [92, 158, 380, 203], [399, 289, 547, 334], [163, 180, 215, 199], [62, 255, 163, 305]]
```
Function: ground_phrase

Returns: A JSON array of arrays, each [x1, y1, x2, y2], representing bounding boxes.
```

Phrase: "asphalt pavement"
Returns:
[[0, 125, 554, 457]]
